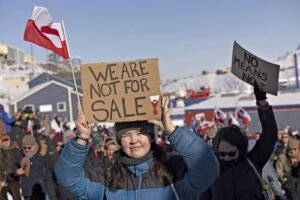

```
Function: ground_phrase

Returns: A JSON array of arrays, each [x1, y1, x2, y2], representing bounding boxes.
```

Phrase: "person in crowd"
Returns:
[[55, 96, 219, 199], [205, 127, 217, 148], [0, 104, 17, 134], [276, 130, 284, 142], [46, 129, 62, 155], [248, 133, 287, 200], [96, 130, 111, 160], [13, 135, 48, 200], [275, 131, 290, 158], [90, 125, 101, 156], [104, 138, 119, 160], [46, 131, 78, 200], [262, 158, 287, 200], [199, 83, 278, 200], [46, 127, 102, 200], [40, 114, 52, 136], [37, 135, 49, 157], [51, 115, 64, 135], [0, 133, 22, 200], [276, 138, 300, 200], [22, 107, 40, 135], [9, 110, 26, 149]]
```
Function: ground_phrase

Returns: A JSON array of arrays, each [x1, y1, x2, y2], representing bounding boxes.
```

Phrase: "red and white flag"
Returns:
[[228, 113, 240, 127], [214, 107, 227, 124], [200, 120, 215, 132], [24, 6, 69, 59], [236, 107, 251, 126]]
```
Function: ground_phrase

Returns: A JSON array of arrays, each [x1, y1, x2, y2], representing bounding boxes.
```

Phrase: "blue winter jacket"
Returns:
[[0, 110, 16, 133], [55, 127, 219, 200]]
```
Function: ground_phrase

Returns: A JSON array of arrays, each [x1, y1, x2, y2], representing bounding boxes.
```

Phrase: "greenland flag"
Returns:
[[228, 113, 240, 127], [195, 112, 205, 122], [200, 120, 214, 132], [24, 6, 69, 59], [236, 107, 251, 126], [214, 107, 227, 124]]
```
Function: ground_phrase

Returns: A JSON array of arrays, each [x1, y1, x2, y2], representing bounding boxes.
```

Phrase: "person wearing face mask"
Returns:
[[199, 83, 278, 200], [13, 135, 48, 200], [55, 95, 219, 200]]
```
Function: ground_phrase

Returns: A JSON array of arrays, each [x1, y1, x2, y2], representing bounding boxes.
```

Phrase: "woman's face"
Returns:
[[120, 129, 151, 159], [217, 140, 239, 161], [106, 144, 118, 160], [288, 147, 300, 159]]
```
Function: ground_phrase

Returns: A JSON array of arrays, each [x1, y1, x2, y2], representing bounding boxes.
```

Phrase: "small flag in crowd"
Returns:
[[228, 113, 240, 127], [195, 112, 205, 122], [200, 120, 215, 132], [236, 107, 251, 126], [214, 107, 227, 124], [24, 6, 69, 59]]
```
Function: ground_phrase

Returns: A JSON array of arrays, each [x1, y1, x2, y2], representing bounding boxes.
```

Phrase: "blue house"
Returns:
[[11, 80, 82, 121], [28, 72, 82, 93]]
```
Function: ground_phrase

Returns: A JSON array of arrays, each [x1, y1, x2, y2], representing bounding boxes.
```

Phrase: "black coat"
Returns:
[[199, 107, 278, 200], [45, 151, 78, 200], [0, 147, 19, 182], [284, 164, 300, 200], [46, 147, 101, 200], [14, 148, 48, 197]]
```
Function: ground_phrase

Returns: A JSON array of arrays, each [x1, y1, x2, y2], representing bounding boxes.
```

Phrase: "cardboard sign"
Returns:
[[231, 41, 280, 95], [80, 58, 161, 123]]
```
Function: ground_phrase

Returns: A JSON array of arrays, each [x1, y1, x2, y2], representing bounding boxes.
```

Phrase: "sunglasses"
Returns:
[[23, 146, 32, 150], [218, 151, 237, 157], [56, 144, 64, 148], [1, 139, 9, 142]]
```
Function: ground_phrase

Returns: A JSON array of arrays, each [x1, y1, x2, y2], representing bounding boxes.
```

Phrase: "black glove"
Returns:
[[254, 82, 267, 101]]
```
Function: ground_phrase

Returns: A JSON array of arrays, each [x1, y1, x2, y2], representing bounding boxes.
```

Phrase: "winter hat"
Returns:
[[22, 135, 37, 146], [52, 133, 63, 145], [63, 130, 76, 144], [114, 120, 156, 145], [0, 133, 10, 142]]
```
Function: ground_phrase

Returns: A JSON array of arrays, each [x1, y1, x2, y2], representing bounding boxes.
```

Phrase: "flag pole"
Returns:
[[61, 21, 83, 114]]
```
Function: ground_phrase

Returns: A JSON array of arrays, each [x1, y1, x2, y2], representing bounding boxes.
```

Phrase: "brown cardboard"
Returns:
[[80, 58, 161, 123]]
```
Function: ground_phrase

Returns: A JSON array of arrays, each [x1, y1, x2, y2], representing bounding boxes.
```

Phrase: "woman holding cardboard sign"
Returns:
[[55, 95, 219, 200]]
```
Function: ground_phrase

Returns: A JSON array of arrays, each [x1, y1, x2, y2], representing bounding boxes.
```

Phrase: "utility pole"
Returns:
[[30, 44, 34, 74], [294, 53, 299, 88]]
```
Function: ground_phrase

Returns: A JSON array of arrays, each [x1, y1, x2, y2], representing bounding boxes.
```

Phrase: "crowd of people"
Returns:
[[0, 84, 300, 200], [0, 104, 117, 200]]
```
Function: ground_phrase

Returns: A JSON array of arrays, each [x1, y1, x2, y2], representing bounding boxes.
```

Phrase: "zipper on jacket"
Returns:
[[138, 174, 142, 200]]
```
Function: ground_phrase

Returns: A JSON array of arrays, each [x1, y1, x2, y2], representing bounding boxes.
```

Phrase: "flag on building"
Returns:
[[228, 112, 240, 127], [24, 6, 69, 59], [214, 107, 227, 124], [236, 106, 251, 126]]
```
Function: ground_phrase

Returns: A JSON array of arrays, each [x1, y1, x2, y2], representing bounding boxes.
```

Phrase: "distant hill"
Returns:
[[162, 45, 300, 94]]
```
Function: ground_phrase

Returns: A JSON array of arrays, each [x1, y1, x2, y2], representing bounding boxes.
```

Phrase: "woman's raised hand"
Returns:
[[149, 95, 175, 135], [75, 102, 91, 138]]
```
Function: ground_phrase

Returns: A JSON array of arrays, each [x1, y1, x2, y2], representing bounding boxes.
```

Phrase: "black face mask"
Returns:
[[219, 158, 240, 173]]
